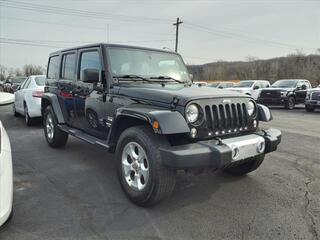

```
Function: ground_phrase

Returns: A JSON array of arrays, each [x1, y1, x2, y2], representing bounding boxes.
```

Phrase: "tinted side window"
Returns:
[[297, 81, 304, 88], [48, 56, 59, 79], [61, 53, 76, 80], [305, 81, 311, 89], [79, 51, 101, 81]]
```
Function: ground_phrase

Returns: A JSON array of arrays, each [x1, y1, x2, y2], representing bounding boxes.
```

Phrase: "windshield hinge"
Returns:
[[171, 97, 179, 110]]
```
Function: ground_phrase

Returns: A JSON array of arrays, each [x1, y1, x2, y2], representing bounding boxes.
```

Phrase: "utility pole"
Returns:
[[173, 17, 183, 52]]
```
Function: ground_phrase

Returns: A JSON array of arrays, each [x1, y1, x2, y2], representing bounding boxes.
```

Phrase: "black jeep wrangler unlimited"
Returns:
[[258, 79, 312, 109], [42, 44, 281, 206]]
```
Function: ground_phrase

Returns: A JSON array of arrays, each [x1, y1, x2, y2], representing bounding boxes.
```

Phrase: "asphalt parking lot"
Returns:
[[0, 104, 319, 240]]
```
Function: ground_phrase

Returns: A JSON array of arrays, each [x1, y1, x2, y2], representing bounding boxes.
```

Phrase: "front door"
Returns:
[[73, 48, 109, 139], [295, 80, 308, 103]]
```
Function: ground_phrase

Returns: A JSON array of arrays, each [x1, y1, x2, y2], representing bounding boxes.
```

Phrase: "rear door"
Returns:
[[73, 47, 109, 139], [58, 52, 77, 125]]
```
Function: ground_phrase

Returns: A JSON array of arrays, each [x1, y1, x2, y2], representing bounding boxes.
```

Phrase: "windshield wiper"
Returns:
[[150, 75, 184, 83], [113, 74, 151, 82]]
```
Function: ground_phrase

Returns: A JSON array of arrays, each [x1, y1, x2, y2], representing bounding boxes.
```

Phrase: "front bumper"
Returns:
[[160, 128, 281, 169], [0, 121, 13, 227], [258, 97, 288, 105], [305, 100, 320, 108]]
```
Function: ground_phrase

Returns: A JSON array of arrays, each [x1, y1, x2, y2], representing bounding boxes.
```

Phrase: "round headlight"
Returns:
[[247, 100, 255, 116], [186, 104, 199, 123]]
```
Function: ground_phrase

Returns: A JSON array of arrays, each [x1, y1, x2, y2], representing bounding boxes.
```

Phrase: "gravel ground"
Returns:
[[0, 104, 319, 240]]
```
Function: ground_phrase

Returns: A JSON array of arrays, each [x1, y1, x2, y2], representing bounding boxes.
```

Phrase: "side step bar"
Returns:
[[58, 125, 110, 149]]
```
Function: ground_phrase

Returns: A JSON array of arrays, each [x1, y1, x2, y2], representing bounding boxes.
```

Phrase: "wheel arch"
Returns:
[[41, 93, 65, 123], [107, 108, 190, 152]]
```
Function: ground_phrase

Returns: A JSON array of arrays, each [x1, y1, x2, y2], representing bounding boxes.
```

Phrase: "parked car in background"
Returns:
[[193, 81, 208, 87], [13, 75, 46, 125], [0, 121, 13, 227], [3, 77, 27, 93], [305, 86, 320, 112], [227, 80, 270, 100], [258, 79, 312, 109], [0, 80, 5, 91], [208, 82, 235, 89]]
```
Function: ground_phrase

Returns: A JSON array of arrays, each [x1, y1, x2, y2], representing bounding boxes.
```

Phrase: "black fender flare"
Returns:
[[107, 107, 190, 146], [41, 93, 65, 123]]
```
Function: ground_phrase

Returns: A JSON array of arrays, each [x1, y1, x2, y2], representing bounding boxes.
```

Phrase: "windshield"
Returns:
[[12, 77, 26, 84], [272, 80, 297, 88], [208, 82, 220, 87], [108, 47, 190, 83], [234, 81, 254, 88], [35, 76, 46, 86]]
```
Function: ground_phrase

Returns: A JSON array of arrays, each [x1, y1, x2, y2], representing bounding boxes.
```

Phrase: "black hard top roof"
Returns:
[[49, 43, 179, 56]]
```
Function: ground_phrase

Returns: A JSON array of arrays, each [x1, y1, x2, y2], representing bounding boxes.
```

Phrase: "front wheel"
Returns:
[[116, 126, 176, 207], [285, 96, 295, 110], [305, 105, 314, 112], [43, 105, 68, 148], [223, 155, 265, 176]]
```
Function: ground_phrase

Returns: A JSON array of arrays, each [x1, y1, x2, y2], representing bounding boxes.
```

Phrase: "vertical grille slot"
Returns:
[[219, 104, 226, 131], [212, 105, 219, 130], [205, 106, 212, 130], [231, 103, 237, 129], [225, 104, 231, 130]]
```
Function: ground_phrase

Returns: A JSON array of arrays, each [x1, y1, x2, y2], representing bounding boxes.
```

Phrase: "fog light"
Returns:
[[231, 145, 240, 160], [190, 128, 197, 138], [257, 140, 265, 153]]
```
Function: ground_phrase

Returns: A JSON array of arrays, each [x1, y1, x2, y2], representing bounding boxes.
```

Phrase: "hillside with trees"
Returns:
[[188, 54, 320, 86]]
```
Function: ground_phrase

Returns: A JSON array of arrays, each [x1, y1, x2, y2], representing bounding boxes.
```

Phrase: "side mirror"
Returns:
[[82, 69, 99, 83], [253, 85, 259, 90], [301, 85, 307, 90], [218, 86, 223, 89]]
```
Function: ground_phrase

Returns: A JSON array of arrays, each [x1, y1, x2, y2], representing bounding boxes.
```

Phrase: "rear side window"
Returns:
[[79, 51, 101, 81], [35, 76, 46, 86], [47, 56, 59, 79], [61, 53, 76, 80]]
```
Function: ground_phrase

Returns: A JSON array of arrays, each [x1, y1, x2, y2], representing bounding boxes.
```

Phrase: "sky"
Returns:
[[0, 0, 319, 69]]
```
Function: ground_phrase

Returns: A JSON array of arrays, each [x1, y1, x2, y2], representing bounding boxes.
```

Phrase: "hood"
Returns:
[[227, 87, 251, 92], [118, 83, 249, 106], [261, 87, 294, 91]]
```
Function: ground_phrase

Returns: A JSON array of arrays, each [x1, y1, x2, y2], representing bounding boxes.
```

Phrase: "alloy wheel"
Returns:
[[121, 142, 149, 191]]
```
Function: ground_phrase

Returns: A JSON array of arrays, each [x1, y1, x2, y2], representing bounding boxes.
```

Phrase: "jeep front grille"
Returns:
[[204, 102, 249, 134]]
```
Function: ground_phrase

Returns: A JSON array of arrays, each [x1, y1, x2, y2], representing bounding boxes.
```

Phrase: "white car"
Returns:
[[13, 75, 46, 125], [0, 121, 13, 227], [227, 80, 270, 100]]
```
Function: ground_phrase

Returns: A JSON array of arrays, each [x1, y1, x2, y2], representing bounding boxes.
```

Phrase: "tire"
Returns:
[[285, 96, 295, 110], [43, 105, 68, 148], [116, 126, 176, 207], [223, 154, 265, 176], [305, 105, 314, 112], [12, 103, 19, 117], [24, 104, 34, 126]]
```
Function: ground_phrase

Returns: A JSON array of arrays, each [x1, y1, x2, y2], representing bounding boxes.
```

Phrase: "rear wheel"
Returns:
[[24, 104, 34, 126], [12, 103, 18, 117], [223, 155, 265, 176], [285, 96, 295, 110], [116, 126, 176, 207], [305, 105, 314, 112], [43, 105, 68, 148]]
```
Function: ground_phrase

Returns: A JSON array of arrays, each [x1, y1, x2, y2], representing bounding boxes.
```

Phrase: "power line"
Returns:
[[184, 22, 309, 51], [0, 0, 171, 24], [0, 16, 105, 30]]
